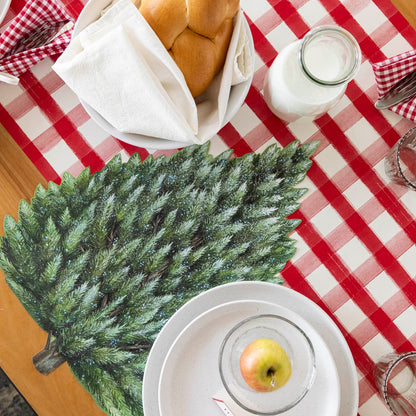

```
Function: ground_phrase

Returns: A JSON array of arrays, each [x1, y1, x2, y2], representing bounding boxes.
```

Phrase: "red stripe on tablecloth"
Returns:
[[281, 260, 414, 405], [375, 1, 416, 49], [316, 112, 416, 245], [241, 78, 414, 395], [0, 105, 30, 149], [346, 82, 402, 146], [238, 0, 416, 250], [132, 144, 151, 161], [114, 139, 151, 161], [240, 12, 416, 296], [80, 150, 105, 173], [268, 0, 309, 38], [282, 262, 377, 359], [285, 214, 415, 380], [232, 138, 254, 156], [0, 2, 413, 414], [0, 105, 60, 183], [323, 0, 389, 63], [218, 122, 244, 149], [308, 157, 416, 302], [249, 8, 282, 41], [60, 104, 151, 161], [18, 71, 106, 174], [345, 86, 402, 147], [245, 15, 278, 66]]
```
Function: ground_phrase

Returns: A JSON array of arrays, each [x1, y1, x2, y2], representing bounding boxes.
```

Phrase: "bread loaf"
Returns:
[[138, 0, 240, 97]]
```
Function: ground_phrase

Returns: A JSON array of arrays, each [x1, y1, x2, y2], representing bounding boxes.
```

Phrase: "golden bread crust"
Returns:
[[138, 0, 239, 97]]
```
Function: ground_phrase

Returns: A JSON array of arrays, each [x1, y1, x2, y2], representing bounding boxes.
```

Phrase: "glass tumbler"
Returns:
[[374, 351, 416, 416], [385, 127, 416, 190]]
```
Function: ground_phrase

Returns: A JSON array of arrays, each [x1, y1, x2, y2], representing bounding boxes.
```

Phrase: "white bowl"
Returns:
[[73, 0, 254, 149], [0, 0, 11, 25]]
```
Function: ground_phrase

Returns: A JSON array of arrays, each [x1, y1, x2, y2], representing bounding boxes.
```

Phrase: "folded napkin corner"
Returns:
[[372, 49, 416, 121], [0, 0, 74, 85]]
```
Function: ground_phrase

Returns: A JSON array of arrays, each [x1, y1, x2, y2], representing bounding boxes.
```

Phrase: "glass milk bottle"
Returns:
[[263, 25, 361, 122]]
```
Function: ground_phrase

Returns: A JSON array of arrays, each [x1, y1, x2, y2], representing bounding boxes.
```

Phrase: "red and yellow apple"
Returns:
[[239, 338, 292, 392]]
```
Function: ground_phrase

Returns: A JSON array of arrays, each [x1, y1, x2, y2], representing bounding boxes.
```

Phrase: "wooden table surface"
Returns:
[[0, 1, 415, 415], [0, 123, 106, 415]]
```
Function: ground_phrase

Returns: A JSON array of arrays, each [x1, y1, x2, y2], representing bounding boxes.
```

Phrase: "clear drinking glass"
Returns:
[[385, 127, 416, 190], [374, 352, 416, 416], [219, 314, 316, 415]]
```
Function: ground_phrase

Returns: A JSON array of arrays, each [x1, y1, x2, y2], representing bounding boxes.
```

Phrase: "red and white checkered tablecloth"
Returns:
[[0, 0, 73, 80], [1, 0, 416, 415]]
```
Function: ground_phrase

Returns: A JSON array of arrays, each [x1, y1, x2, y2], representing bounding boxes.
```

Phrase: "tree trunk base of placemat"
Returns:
[[0, 367, 37, 416]]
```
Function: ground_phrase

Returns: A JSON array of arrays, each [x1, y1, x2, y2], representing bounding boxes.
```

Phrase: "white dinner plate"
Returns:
[[158, 299, 340, 416], [0, 0, 11, 24], [143, 281, 359, 416], [73, 0, 254, 150]]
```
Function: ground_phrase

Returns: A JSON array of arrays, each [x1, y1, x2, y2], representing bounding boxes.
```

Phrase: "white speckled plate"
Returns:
[[143, 282, 358, 416], [158, 299, 340, 416]]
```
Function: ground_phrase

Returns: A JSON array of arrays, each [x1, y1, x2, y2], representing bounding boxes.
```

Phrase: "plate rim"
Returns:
[[143, 281, 358, 416]]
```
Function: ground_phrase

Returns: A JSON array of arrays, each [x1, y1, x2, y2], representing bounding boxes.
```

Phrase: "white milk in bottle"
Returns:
[[263, 25, 361, 122]]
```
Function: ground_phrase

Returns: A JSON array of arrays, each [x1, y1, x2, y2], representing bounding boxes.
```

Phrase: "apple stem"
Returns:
[[271, 372, 276, 388]]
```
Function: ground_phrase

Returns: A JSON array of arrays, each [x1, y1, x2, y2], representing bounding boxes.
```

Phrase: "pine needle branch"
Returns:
[[0, 140, 319, 416]]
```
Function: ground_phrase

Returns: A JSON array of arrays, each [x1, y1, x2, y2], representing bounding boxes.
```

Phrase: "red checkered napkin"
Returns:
[[372, 49, 416, 121], [0, 0, 73, 84]]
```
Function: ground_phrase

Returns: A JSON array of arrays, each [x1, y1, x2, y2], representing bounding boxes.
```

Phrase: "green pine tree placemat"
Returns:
[[0, 141, 318, 416]]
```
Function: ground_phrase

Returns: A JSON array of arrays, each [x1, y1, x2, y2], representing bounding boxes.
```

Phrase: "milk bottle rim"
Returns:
[[298, 25, 361, 87]]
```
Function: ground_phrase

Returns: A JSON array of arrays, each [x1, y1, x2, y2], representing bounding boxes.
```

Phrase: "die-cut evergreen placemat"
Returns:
[[0, 140, 318, 416]]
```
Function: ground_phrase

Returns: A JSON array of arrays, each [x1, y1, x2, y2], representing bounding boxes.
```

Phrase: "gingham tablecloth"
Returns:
[[1, 0, 416, 415]]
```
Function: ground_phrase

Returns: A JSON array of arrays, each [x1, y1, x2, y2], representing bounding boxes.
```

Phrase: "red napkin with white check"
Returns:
[[0, 0, 73, 85], [372, 50, 416, 121]]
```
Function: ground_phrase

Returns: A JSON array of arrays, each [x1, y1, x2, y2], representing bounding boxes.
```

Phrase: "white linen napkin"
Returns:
[[53, 0, 252, 144]]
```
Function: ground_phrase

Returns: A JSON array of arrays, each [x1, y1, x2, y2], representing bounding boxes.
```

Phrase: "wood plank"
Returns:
[[0, 125, 106, 415], [0, 124, 48, 232], [0, 278, 106, 416]]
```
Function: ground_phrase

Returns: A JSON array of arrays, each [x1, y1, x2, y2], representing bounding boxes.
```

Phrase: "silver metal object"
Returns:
[[375, 70, 416, 109]]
